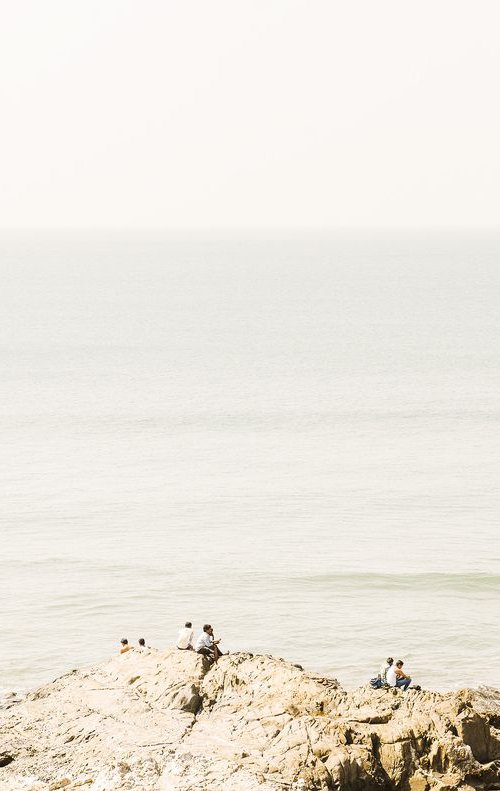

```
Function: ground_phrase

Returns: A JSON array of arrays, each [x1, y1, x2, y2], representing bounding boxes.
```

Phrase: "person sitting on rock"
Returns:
[[120, 638, 131, 654], [195, 624, 223, 661], [138, 638, 149, 649], [394, 660, 412, 690], [380, 657, 393, 685], [387, 659, 412, 690], [176, 622, 195, 651], [370, 656, 394, 688]]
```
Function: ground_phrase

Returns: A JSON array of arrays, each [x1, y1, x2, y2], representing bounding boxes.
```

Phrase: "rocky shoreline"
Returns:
[[1, 649, 499, 790]]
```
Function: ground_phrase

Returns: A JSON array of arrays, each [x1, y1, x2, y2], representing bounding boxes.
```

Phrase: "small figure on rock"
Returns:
[[176, 621, 195, 651], [138, 638, 150, 649], [370, 657, 393, 688], [120, 638, 131, 654], [195, 624, 223, 662], [388, 659, 413, 690]]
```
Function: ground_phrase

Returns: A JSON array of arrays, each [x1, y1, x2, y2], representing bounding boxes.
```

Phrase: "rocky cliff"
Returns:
[[1, 649, 499, 790]]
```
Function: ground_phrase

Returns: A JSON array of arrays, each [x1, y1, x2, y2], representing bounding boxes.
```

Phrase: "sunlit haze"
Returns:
[[1, 0, 499, 229]]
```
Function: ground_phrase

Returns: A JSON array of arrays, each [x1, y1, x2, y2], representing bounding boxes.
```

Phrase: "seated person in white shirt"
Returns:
[[176, 621, 194, 651], [386, 662, 397, 687], [195, 624, 223, 661], [380, 657, 394, 685], [387, 659, 414, 690], [394, 659, 413, 690], [370, 656, 394, 688]]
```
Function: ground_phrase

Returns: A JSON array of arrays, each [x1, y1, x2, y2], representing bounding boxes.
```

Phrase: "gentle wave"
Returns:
[[289, 572, 500, 592]]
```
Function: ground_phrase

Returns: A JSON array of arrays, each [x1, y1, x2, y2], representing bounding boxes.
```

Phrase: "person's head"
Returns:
[[387, 657, 394, 666], [138, 638, 145, 647], [121, 638, 128, 646], [203, 623, 213, 634], [185, 622, 192, 629], [396, 660, 404, 668]]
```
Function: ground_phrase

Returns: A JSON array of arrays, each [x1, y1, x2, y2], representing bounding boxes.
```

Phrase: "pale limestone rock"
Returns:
[[1, 649, 499, 789]]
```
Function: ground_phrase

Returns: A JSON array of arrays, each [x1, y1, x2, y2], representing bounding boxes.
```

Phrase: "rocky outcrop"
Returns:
[[1, 649, 499, 790]]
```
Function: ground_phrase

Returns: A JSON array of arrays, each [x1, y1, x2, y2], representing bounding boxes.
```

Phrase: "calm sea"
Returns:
[[1, 230, 499, 692]]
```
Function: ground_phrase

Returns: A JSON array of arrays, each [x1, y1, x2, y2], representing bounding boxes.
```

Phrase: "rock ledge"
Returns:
[[1, 650, 500, 789]]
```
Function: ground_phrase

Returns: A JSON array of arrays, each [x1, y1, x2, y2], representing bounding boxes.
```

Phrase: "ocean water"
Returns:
[[1, 230, 499, 693]]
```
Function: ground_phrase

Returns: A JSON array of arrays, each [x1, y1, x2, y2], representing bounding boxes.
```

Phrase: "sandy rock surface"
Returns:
[[1, 649, 499, 790]]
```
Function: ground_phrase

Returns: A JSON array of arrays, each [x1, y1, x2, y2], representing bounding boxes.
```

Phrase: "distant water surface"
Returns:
[[1, 230, 499, 692]]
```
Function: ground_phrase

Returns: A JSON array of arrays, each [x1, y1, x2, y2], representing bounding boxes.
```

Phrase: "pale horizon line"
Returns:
[[1, 225, 499, 236]]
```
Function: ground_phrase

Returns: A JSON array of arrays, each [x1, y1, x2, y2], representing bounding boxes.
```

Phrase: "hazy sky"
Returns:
[[1, 1, 499, 229]]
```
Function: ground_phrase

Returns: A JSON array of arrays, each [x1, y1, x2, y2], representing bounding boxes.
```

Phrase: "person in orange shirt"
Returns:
[[120, 638, 131, 654]]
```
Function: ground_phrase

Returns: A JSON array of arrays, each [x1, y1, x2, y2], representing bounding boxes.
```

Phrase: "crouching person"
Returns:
[[195, 624, 223, 663], [388, 659, 414, 690]]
